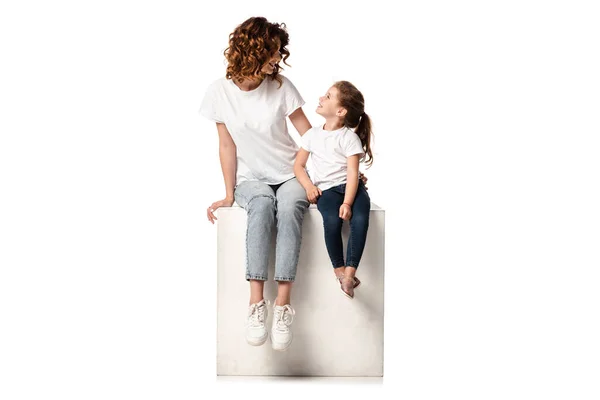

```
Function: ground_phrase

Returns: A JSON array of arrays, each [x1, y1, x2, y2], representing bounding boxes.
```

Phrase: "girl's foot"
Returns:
[[335, 274, 361, 289], [339, 276, 354, 299]]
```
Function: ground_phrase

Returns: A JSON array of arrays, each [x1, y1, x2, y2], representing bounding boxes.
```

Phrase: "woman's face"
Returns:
[[260, 38, 282, 75]]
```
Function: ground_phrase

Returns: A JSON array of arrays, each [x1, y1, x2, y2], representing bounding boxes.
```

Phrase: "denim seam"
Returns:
[[274, 276, 295, 282], [245, 194, 276, 282], [346, 219, 351, 267], [247, 194, 276, 208], [245, 222, 250, 277], [246, 274, 267, 281], [274, 200, 304, 282]]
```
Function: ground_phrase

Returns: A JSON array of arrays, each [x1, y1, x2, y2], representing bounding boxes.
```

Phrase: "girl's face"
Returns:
[[316, 86, 343, 118], [260, 38, 282, 75]]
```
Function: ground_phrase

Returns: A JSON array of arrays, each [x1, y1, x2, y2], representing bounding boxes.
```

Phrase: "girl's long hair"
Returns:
[[334, 81, 374, 167]]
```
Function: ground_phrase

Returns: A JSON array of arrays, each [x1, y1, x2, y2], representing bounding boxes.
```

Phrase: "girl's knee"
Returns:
[[322, 213, 342, 229], [350, 213, 369, 228]]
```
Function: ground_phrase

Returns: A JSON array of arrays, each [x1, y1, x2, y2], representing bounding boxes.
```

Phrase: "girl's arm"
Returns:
[[339, 155, 361, 220], [294, 148, 321, 203], [207, 123, 237, 223], [288, 108, 311, 136]]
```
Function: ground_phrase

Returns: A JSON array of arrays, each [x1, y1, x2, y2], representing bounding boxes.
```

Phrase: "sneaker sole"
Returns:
[[246, 334, 268, 346], [270, 335, 292, 351]]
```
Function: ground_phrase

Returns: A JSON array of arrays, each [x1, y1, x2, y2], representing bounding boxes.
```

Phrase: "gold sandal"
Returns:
[[337, 276, 355, 299], [335, 275, 361, 289]]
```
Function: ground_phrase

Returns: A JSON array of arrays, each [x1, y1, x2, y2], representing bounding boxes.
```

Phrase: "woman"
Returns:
[[199, 17, 311, 351]]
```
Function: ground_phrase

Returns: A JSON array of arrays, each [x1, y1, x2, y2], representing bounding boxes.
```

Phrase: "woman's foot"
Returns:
[[271, 303, 295, 351], [245, 299, 269, 346]]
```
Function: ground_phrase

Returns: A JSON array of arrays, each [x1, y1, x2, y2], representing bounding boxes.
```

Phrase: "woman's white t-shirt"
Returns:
[[199, 75, 305, 186], [301, 125, 365, 191]]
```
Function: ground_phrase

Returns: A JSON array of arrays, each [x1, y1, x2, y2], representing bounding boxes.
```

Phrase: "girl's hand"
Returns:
[[339, 203, 352, 220], [207, 197, 235, 224], [306, 185, 322, 204], [359, 172, 368, 189]]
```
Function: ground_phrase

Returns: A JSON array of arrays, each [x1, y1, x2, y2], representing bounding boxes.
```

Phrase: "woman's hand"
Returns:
[[339, 203, 352, 221], [207, 197, 235, 224], [306, 185, 322, 204]]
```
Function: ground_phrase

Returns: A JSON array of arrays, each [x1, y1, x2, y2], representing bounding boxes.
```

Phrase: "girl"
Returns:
[[294, 81, 374, 299]]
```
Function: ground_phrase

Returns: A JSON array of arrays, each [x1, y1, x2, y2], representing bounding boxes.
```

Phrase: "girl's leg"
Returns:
[[316, 187, 346, 272], [335, 184, 369, 299], [334, 266, 346, 280], [346, 182, 371, 273]]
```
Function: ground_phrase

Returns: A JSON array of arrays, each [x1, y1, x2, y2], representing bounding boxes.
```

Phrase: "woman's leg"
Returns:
[[234, 181, 277, 346], [234, 181, 277, 301], [273, 178, 309, 301], [268, 178, 308, 351]]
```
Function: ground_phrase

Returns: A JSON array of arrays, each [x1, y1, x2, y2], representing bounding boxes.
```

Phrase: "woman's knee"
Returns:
[[247, 195, 276, 216], [277, 198, 308, 219]]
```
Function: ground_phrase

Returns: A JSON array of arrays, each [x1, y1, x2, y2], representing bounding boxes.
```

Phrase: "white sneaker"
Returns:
[[271, 303, 295, 351], [245, 299, 269, 346]]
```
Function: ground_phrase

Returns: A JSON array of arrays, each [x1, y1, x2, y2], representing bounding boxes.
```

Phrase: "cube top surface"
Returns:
[[219, 202, 384, 211]]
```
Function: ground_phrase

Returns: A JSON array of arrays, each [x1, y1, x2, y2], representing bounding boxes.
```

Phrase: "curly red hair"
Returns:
[[224, 17, 290, 87]]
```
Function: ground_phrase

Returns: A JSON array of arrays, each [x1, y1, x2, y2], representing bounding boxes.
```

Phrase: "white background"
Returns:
[[1, 0, 599, 399]]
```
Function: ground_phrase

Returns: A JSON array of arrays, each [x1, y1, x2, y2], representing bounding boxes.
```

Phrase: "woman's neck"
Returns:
[[233, 76, 264, 91], [323, 118, 344, 131]]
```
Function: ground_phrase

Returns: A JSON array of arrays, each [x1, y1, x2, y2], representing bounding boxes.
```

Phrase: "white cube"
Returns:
[[216, 203, 385, 376]]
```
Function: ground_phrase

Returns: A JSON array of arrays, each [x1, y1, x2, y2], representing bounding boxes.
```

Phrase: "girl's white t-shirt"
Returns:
[[199, 75, 305, 186], [301, 125, 365, 191]]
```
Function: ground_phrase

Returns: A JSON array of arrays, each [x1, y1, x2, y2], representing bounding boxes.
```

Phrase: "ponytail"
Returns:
[[356, 113, 374, 168]]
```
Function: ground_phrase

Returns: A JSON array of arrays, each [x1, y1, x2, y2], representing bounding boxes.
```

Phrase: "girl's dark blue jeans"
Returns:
[[316, 181, 370, 269]]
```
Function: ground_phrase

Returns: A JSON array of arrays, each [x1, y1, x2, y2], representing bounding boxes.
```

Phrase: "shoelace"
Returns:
[[273, 305, 295, 333], [247, 300, 268, 327]]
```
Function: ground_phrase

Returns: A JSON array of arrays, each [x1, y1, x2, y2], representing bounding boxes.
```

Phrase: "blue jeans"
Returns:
[[316, 182, 370, 269], [234, 178, 309, 282]]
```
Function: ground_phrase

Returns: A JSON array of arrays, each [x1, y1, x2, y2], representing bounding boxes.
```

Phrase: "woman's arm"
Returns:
[[207, 123, 237, 224], [339, 155, 360, 220], [294, 148, 314, 190], [288, 108, 311, 136], [294, 148, 321, 203], [217, 122, 237, 200]]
